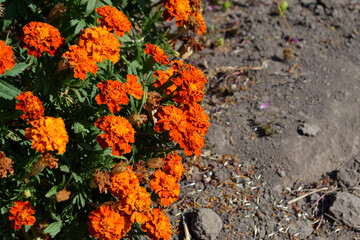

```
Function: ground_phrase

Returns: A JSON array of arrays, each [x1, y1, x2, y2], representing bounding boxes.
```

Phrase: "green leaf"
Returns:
[[0, 80, 20, 100], [60, 165, 70, 173], [72, 172, 83, 183], [24, 225, 32, 232], [75, 19, 86, 34], [43, 221, 63, 238], [45, 186, 58, 198], [86, 0, 96, 15], [101, 0, 113, 6], [2, 62, 30, 77]]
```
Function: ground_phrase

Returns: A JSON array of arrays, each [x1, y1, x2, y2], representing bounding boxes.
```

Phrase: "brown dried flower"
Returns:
[[147, 158, 165, 169], [111, 161, 129, 175], [93, 169, 112, 194], [0, 151, 14, 178], [127, 113, 148, 127], [56, 188, 71, 202]]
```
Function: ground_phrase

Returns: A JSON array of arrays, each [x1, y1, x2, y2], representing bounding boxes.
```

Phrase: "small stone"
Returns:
[[191, 208, 223, 240], [276, 168, 286, 177], [298, 123, 320, 137], [295, 220, 313, 238], [329, 192, 360, 230], [336, 168, 360, 187]]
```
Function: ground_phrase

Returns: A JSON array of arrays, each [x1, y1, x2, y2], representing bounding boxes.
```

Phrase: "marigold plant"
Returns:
[[0, 40, 15, 75]]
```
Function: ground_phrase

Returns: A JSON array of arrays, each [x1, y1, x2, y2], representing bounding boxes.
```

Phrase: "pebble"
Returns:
[[329, 192, 360, 230], [298, 123, 320, 137], [190, 208, 223, 240]]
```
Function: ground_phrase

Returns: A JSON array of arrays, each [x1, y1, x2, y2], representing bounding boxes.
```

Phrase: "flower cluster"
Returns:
[[96, 6, 132, 37], [9, 201, 36, 230], [144, 43, 170, 65], [19, 21, 64, 58], [16, 92, 45, 122], [0, 151, 14, 178], [94, 115, 135, 156], [0, 40, 15, 75]]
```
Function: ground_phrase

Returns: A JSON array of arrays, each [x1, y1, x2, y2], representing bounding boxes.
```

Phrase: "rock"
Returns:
[[191, 208, 223, 240], [296, 220, 313, 238], [336, 168, 360, 187], [329, 192, 360, 230], [298, 123, 320, 137], [276, 168, 286, 177]]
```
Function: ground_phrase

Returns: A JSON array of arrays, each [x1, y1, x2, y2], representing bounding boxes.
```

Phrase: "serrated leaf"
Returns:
[[2, 62, 29, 77], [72, 122, 85, 134], [43, 221, 63, 238], [24, 225, 32, 232], [72, 172, 83, 183], [45, 186, 58, 198], [0, 80, 20, 100], [86, 0, 96, 15], [60, 165, 70, 173], [75, 19, 86, 34]]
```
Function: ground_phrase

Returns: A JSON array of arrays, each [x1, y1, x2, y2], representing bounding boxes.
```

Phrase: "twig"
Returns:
[[183, 215, 191, 240], [287, 187, 329, 205], [310, 186, 338, 209]]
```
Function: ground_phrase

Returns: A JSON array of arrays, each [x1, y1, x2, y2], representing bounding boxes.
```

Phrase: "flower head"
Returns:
[[123, 74, 144, 100], [78, 26, 121, 64], [141, 208, 172, 240], [162, 152, 185, 181], [19, 22, 64, 58], [153, 60, 184, 93], [25, 116, 69, 154], [96, 5, 131, 37], [110, 167, 139, 198], [9, 201, 36, 230], [62, 45, 98, 80], [149, 169, 180, 206], [183, 103, 210, 136], [0, 40, 15, 75], [163, 0, 191, 27], [95, 115, 135, 156], [95, 80, 129, 114], [88, 205, 127, 240], [28, 152, 58, 177], [93, 169, 112, 194], [178, 128, 204, 156], [0, 151, 14, 178], [16, 92, 45, 122], [144, 43, 170, 65]]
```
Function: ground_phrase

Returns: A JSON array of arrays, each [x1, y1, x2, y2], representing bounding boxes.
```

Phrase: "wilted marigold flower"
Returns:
[[144, 43, 170, 65], [62, 45, 98, 80], [28, 152, 58, 177], [16, 91, 45, 122], [96, 80, 129, 114], [162, 152, 185, 181], [110, 167, 139, 198], [141, 208, 172, 240], [19, 21, 64, 58], [88, 205, 127, 240], [0, 151, 14, 178], [150, 169, 180, 206], [9, 201, 36, 230], [93, 169, 112, 194], [163, 0, 191, 27], [0, 40, 15, 75], [78, 26, 121, 64], [124, 74, 144, 100], [25, 116, 69, 154], [56, 188, 71, 202], [96, 5, 131, 37]]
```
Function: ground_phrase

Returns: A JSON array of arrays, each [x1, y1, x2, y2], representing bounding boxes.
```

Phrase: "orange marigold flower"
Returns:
[[162, 152, 185, 181], [95, 80, 129, 114], [93, 169, 112, 194], [153, 60, 184, 93], [95, 115, 135, 156], [178, 128, 204, 156], [141, 208, 172, 240], [19, 22, 64, 58], [9, 201, 36, 230], [88, 205, 126, 240], [78, 26, 121, 64], [193, 11, 206, 35], [0, 151, 14, 178], [149, 169, 180, 206], [16, 91, 45, 122], [144, 43, 170, 65], [183, 103, 210, 136], [154, 105, 187, 143], [110, 167, 139, 198], [117, 185, 151, 224], [62, 45, 98, 80], [163, 0, 191, 27], [124, 74, 144, 100], [25, 116, 69, 154], [0, 40, 15, 74], [96, 5, 132, 37]]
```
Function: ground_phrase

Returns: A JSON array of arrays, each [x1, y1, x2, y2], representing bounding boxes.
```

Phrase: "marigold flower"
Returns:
[[88, 205, 127, 240], [95, 80, 129, 114], [192, 11, 206, 35], [9, 201, 36, 230], [127, 113, 147, 127], [25, 116, 69, 154], [162, 152, 185, 181], [149, 169, 180, 206], [93, 169, 112, 194], [178, 128, 204, 156], [141, 208, 172, 240], [0, 40, 15, 75], [62, 45, 98, 80], [153, 60, 184, 93], [95, 115, 135, 156], [163, 0, 191, 27], [110, 167, 139, 198], [96, 5, 131, 37], [16, 91, 45, 122], [124, 74, 144, 100], [28, 152, 58, 177], [183, 103, 210, 136], [144, 43, 170, 65], [78, 26, 121, 64], [0, 151, 14, 178], [19, 22, 64, 58]]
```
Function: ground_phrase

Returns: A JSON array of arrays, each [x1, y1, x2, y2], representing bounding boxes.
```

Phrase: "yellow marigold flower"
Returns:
[[95, 115, 135, 156], [0, 151, 14, 178], [110, 167, 139, 198], [144, 43, 170, 65], [162, 152, 185, 181], [88, 205, 127, 240], [163, 0, 191, 27], [78, 26, 121, 64], [0, 40, 15, 75], [16, 91, 45, 122], [141, 208, 172, 240], [9, 201, 36, 231], [62, 45, 98, 80], [149, 169, 180, 206], [123, 74, 144, 100], [95, 80, 129, 114], [19, 21, 64, 58], [25, 116, 69, 154], [96, 5, 132, 37]]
